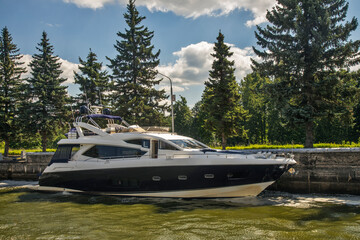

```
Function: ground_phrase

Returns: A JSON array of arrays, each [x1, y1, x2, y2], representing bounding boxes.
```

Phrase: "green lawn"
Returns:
[[2, 142, 360, 155], [213, 142, 360, 150], [0, 148, 56, 156]]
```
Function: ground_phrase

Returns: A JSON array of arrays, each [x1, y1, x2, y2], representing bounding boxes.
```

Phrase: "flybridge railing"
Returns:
[[78, 151, 292, 162]]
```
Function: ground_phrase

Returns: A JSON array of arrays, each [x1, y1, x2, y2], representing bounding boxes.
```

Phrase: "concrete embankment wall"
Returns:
[[0, 153, 52, 180], [1, 149, 360, 195], [269, 148, 360, 195]]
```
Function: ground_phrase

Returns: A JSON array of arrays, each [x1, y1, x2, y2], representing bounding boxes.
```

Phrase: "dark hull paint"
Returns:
[[39, 164, 289, 194]]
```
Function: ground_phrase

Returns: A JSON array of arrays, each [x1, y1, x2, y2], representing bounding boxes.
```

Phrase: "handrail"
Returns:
[[78, 151, 291, 163]]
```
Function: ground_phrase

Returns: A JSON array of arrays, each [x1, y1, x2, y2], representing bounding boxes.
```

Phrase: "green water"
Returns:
[[0, 185, 360, 240]]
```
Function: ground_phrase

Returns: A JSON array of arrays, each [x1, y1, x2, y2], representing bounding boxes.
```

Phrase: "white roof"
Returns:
[[143, 133, 193, 140]]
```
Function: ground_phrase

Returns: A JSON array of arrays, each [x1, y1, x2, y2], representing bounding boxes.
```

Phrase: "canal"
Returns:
[[0, 181, 359, 239]]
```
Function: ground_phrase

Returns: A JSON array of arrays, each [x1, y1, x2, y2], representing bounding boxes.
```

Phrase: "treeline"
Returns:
[[1, 0, 360, 155], [176, 0, 360, 149]]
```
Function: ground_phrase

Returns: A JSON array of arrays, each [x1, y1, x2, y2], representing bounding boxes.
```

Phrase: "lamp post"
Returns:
[[157, 72, 174, 134]]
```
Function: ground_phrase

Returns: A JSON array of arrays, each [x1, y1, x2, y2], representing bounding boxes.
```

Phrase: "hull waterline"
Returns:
[[38, 164, 291, 198], [31, 181, 275, 198]]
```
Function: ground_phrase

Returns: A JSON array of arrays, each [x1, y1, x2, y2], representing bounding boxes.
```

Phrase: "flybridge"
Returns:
[[69, 105, 170, 139]]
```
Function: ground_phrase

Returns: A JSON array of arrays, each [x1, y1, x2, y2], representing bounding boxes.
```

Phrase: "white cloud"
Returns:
[[21, 54, 33, 80], [157, 41, 213, 89], [157, 41, 259, 92], [60, 59, 80, 84], [63, 0, 276, 26], [21, 54, 79, 84], [137, 0, 275, 26], [63, 0, 115, 9]]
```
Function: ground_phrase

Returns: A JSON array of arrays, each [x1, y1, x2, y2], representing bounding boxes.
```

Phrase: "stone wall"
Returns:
[[0, 152, 53, 180], [0, 162, 48, 180], [269, 149, 360, 195], [26, 152, 54, 163]]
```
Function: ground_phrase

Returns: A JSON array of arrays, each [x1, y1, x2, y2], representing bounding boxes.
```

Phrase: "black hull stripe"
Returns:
[[39, 164, 288, 193]]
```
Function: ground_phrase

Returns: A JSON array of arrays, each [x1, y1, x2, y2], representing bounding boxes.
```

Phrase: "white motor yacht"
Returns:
[[38, 106, 296, 198]]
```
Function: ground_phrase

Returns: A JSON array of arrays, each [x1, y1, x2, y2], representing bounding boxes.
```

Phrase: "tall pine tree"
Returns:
[[107, 0, 167, 126], [0, 27, 26, 156], [23, 31, 69, 152], [74, 49, 109, 107], [252, 0, 360, 148], [202, 31, 248, 150]]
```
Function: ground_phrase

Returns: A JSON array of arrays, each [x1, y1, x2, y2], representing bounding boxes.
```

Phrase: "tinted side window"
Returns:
[[83, 145, 146, 159], [84, 146, 99, 158], [125, 139, 150, 148], [49, 145, 80, 165], [159, 141, 178, 150], [125, 139, 142, 145]]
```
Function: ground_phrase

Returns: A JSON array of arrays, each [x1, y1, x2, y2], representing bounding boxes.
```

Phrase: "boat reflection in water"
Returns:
[[38, 106, 296, 198]]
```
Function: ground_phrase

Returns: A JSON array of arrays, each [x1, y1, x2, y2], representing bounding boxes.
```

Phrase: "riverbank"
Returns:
[[1, 148, 360, 195]]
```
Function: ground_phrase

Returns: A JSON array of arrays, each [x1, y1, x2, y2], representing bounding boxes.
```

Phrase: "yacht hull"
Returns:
[[33, 181, 274, 198], [39, 164, 288, 198]]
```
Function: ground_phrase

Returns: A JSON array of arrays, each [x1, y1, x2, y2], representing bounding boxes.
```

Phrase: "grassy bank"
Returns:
[[0, 149, 56, 156], [2, 142, 360, 155], [214, 142, 360, 150]]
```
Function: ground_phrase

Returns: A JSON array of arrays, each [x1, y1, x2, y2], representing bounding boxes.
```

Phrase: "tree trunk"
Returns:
[[4, 140, 9, 157], [41, 133, 47, 152], [221, 132, 227, 150], [305, 120, 314, 148]]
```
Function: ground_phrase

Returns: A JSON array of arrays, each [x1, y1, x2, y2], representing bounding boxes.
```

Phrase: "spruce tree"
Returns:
[[74, 49, 109, 107], [0, 27, 26, 156], [23, 31, 69, 152], [202, 32, 248, 150], [240, 72, 269, 144], [173, 96, 192, 136], [191, 100, 214, 145], [252, 0, 360, 148], [107, 0, 167, 126]]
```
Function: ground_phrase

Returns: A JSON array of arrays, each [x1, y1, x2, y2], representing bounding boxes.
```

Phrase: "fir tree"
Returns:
[[0, 27, 26, 156], [202, 32, 248, 150], [252, 0, 360, 148], [191, 100, 213, 145], [173, 96, 192, 136], [107, 0, 167, 126], [23, 31, 69, 152], [240, 72, 269, 144], [74, 49, 109, 107]]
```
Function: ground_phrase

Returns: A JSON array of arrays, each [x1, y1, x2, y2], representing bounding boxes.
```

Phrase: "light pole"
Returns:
[[158, 72, 174, 134]]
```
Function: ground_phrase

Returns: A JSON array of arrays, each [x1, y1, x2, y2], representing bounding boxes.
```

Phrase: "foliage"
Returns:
[[0, 27, 26, 156], [201, 31, 248, 149], [240, 72, 269, 144], [74, 49, 109, 107], [21, 31, 70, 152], [173, 96, 192, 136], [212, 142, 360, 150], [107, 0, 167, 126], [1, 148, 56, 156], [189, 100, 214, 145], [252, 0, 360, 148], [348, 70, 360, 141]]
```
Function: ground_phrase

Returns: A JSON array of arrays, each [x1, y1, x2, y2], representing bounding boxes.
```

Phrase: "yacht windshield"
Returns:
[[170, 139, 208, 149]]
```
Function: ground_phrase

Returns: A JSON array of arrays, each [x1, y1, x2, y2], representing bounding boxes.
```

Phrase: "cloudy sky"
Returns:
[[1, 0, 360, 107]]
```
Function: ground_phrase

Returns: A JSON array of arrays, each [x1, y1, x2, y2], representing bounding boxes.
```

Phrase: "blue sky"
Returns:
[[1, 0, 360, 107]]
